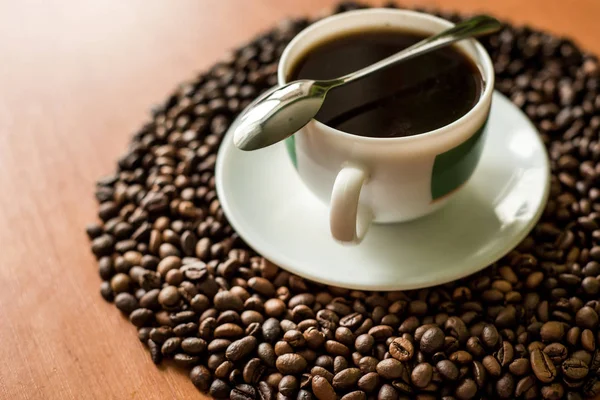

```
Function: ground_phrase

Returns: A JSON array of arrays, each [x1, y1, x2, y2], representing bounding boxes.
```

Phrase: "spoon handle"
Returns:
[[334, 15, 501, 86]]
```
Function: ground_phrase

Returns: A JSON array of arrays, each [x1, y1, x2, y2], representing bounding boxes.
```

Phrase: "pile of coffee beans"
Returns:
[[87, 2, 600, 399]]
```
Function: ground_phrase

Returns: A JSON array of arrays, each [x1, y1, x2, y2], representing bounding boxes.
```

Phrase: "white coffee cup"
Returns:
[[278, 9, 495, 244]]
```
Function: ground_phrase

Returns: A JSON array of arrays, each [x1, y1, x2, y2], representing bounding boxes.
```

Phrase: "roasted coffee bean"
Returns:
[[276, 353, 307, 375], [114, 292, 138, 314], [226, 336, 258, 361], [531, 348, 557, 383], [357, 372, 379, 393], [540, 321, 565, 342], [482, 355, 501, 377], [420, 327, 445, 354], [333, 368, 361, 390], [436, 360, 459, 381], [279, 375, 299, 396], [355, 334, 375, 355], [174, 353, 200, 368], [378, 384, 399, 400], [358, 356, 378, 374], [340, 391, 366, 400], [515, 375, 536, 397], [325, 340, 350, 357], [377, 358, 406, 380], [148, 339, 161, 364], [472, 361, 486, 388], [161, 336, 181, 356], [562, 358, 589, 380], [496, 373, 515, 399], [497, 341, 514, 366], [455, 378, 478, 400], [544, 342, 568, 364], [541, 383, 564, 400], [312, 375, 336, 400], [190, 365, 211, 391], [411, 363, 433, 388], [231, 383, 256, 400], [389, 337, 414, 362], [209, 379, 231, 399], [509, 358, 531, 376], [182, 337, 207, 355]]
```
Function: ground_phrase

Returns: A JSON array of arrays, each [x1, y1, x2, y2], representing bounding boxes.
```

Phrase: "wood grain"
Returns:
[[0, 1, 597, 399]]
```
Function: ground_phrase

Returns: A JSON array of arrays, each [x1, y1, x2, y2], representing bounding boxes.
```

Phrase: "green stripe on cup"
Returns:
[[430, 118, 488, 201], [285, 136, 298, 169]]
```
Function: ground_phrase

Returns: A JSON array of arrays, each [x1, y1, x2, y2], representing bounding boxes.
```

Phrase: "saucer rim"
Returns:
[[216, 91, 551, 290]]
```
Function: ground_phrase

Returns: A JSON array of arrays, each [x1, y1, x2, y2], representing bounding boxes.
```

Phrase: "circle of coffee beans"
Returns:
[[87, 2, 600, 399]]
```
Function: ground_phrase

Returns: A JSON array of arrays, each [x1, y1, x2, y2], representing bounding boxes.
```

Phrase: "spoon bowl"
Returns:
[[232, 80, 328, 151]]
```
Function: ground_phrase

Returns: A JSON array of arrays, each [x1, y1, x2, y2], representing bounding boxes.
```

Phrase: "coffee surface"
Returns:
[[289, 29, 483, 137]]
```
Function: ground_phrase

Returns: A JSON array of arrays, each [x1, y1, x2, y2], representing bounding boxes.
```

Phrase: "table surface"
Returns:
[[0, 1, 598, 399]]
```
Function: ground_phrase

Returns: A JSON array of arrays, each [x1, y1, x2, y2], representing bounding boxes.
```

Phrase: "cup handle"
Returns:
[[330, 165, 373, 244]]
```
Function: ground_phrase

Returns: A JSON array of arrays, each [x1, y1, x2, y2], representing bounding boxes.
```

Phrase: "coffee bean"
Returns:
[[369, 325, 394, 341], [562, 358, 589, 380], [436, 360, 459, 381], [472, 361, 486, 388], [357, 371, 379, 393], [312, 375, 336, 400], [215, 323, 244, 339], [174, 353, 199, 368], [509, 358, 531, 376], [333, 367, 361, 390], [279, 375, 298, 396], [377, 358, 406, 380], [541, 383, 564, 400], [455, 378, 478, 400], [304, 327, 326, 350], [497, 341, 514, 366], [209, 379, 231, 399], [340, 391, 366, 400], [114, 292, 138, 315], [515, 375, 536, 397], [420, 327, 445, 354], [265, 298, 287, 318], [215, 290, 243, 312], [389, 337, 414, 362], [257, 381, 274, 400], [355, 334, 375, 355], [276, 353, 307, 375], [226, 336, 257, 361], [325, 340, 350, 357], [158, 285, 180, 307], [231, 384, 256, 400], [581, 329, 595, 351], [181, 337, 207, 355], [576, 306, 599, 329], [481, 325, 500, 349], [190, 365, 211, 391], [378, 384, 399, 400], [496, 373, 515, 399], [540, 321, 565, 342], [544, 342, 568, 364], [531, 348, 557, 383], [358, 356, 378, 374], [482, 355, 501, 377], [411, 363, 433, 388]]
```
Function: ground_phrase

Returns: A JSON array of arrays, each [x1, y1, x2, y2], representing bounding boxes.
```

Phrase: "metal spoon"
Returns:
[[232, 15, 501, 151]]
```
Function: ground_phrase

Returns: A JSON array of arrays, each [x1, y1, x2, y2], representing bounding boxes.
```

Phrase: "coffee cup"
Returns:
[[278, 8, 495, 244]]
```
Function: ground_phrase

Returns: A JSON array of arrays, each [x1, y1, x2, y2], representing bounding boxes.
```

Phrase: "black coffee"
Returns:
[[288, 29, 484, 138]]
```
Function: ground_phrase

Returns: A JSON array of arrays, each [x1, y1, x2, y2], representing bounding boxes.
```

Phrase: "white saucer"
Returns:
[[216, 92, 550, 290]]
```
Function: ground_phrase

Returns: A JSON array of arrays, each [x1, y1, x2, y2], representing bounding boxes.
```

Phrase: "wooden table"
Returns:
[[0, 1, 598, 398]]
